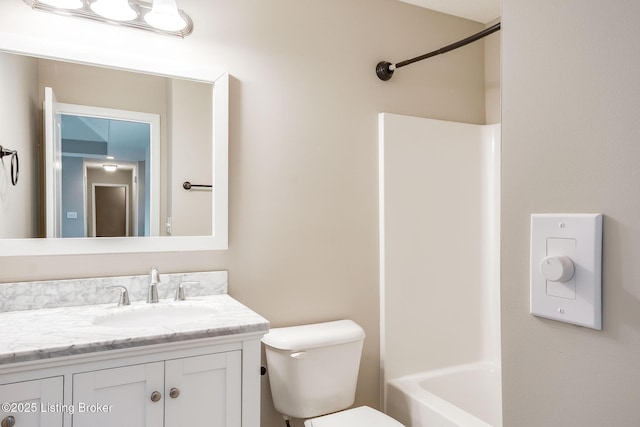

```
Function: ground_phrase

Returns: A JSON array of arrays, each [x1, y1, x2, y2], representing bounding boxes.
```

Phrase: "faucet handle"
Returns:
[[150, 267, 160, 284], [107, 285, 130, 306], [175, 281, 199, 301]]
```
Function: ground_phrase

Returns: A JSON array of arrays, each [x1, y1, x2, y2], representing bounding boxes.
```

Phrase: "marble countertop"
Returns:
[[0, 294, 269, 365]]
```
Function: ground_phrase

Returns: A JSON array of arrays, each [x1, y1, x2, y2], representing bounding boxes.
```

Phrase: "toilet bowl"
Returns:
[[262, 320, 405, 427]]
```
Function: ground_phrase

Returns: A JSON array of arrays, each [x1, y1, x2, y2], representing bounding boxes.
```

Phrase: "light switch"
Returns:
[[530, 214, 603, 330], [66, 211, 78, 219], [544, 238, 576, 299]]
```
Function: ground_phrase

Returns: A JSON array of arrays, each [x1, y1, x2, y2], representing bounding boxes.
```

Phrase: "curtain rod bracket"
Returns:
[[376, 22, 500, 81], [376, 61, 395, 81]]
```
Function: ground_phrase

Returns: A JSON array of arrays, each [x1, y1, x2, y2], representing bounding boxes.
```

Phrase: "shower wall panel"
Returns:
[[379, 113, 500, 392]]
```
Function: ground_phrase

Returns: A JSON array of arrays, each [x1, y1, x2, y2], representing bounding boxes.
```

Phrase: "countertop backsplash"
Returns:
[[0, 271, 228, 312]]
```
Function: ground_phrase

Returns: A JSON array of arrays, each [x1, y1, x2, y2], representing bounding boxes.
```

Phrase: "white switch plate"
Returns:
[[530, 214, 603, 329]]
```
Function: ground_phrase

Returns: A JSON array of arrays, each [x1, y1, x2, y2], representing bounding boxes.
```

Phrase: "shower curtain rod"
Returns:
[[376, 22, 500, 81]]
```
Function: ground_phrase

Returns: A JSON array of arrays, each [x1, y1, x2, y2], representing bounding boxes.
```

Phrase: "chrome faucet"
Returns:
[[174, 281, 199, 301], [148, 267, 160, 303], [174, 282, 186, 301], [107, 285, 130, 306]]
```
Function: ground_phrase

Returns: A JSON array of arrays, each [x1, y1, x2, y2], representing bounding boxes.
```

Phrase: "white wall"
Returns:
[[380, 114, 500, 386], [0, 2, 487, 426], [480, 124, 501, 363], [0, 52, 39, 238], [502, 0, 640, 425]]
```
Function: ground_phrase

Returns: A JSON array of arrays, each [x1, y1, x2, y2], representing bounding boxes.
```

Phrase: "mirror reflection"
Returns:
[[1, 51, 213, 239], [60, 114, 154, 238]]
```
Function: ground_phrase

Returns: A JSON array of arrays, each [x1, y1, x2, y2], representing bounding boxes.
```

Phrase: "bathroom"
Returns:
[[1, 0, 640, 426]]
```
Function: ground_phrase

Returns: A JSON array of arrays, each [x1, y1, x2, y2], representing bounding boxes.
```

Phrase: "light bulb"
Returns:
[[39, 0, 83, 9], [144, 0, 187, 31], [90, 0, 137, 21]]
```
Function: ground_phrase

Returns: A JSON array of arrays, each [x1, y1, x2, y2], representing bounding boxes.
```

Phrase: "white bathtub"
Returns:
[[386, 362, 502, 427]]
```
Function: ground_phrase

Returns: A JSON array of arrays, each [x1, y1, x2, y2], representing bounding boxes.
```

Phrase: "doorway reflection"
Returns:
[[60, 114, 151, 237]]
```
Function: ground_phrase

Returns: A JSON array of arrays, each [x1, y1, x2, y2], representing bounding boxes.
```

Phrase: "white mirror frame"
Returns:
[[0, 32, 228, 255]]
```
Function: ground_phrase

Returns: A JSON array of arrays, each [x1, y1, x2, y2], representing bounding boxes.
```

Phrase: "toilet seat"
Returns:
[[303, 406, 404, 427]]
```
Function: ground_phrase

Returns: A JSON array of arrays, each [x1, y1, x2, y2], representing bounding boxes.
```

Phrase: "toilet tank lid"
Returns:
[[262, 320, 365, 350]]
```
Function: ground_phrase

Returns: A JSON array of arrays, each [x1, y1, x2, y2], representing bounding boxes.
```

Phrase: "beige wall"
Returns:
[[167, 79, 212, 236], [0, 1, 486, 426], [502, 0, 640, 425], [0, 53, 39, 238]]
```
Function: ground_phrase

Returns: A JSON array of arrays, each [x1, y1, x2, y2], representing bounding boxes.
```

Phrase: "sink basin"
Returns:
[[93, 303, 217, 329]]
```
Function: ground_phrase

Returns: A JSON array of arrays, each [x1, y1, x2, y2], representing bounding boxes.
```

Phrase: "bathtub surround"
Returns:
[[379, 114, 501, 424], [379, 114, 501, 377]]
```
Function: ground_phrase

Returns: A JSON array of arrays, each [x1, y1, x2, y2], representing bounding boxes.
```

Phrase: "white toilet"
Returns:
[[262, 319, 404, 427]]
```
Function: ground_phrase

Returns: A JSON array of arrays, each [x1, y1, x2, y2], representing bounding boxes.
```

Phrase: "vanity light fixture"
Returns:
[[144, 0, 185, 31], [39, 0, 83, 9], [102, 164, 118, 172], [23, 0, 193, 38], [90, 0, 137, 22]]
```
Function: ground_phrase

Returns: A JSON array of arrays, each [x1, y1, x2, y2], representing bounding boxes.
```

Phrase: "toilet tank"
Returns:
[[262, 320, 366, 419]]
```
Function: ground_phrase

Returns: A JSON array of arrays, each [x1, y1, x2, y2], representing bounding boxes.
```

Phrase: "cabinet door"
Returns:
[[73, 362, 164, 427], [165, 351, 242, 427], [0, 377, 63, 427]]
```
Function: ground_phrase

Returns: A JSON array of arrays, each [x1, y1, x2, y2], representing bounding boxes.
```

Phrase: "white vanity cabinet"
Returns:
[[0, 333, 263, 427], [0, 376, 64, 427], [73, 351, 241, 427], [0, 289, 268, 427]]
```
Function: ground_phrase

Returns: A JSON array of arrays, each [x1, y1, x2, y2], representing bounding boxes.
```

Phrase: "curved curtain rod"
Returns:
[[376, 22, 501, 81]]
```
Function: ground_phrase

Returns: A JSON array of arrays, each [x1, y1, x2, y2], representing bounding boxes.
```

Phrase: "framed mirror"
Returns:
[[0, 33, 228, 255]]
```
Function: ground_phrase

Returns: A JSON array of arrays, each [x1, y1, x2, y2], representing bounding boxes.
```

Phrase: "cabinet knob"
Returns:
[[1, 416, 15, 427], [150, 391, 162, 402], [169, 387, 180, 398]]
